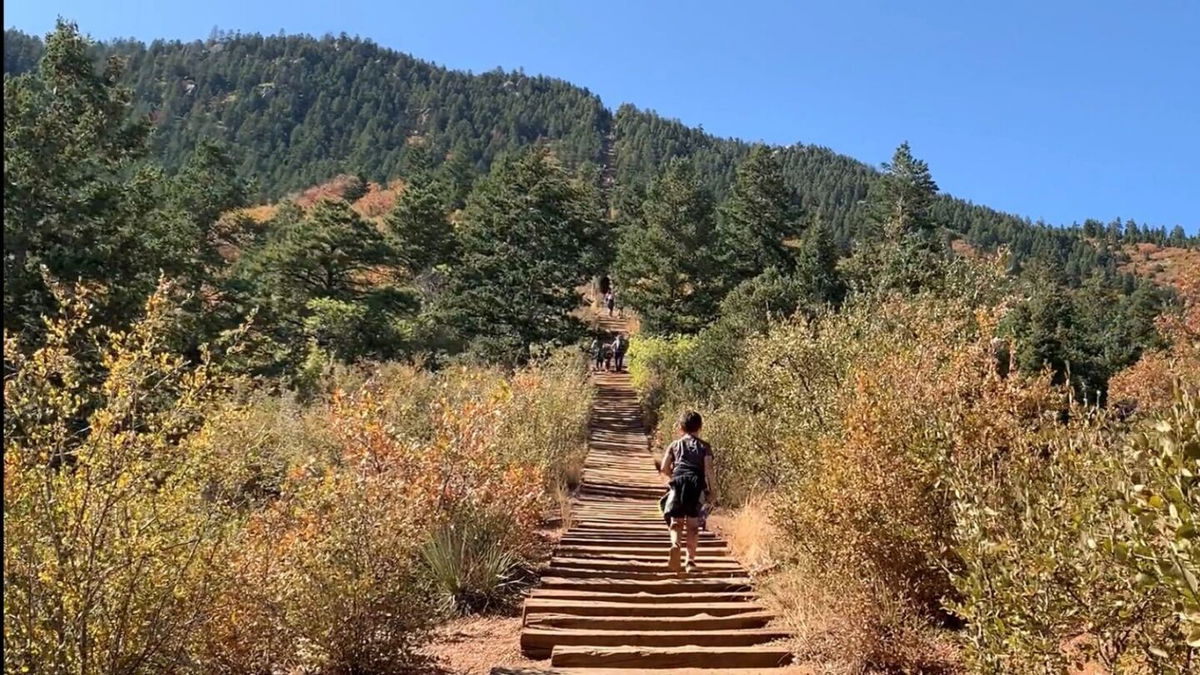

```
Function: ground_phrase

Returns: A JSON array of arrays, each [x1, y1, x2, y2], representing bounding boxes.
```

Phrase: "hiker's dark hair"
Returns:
[[678, 411, 703, 434]]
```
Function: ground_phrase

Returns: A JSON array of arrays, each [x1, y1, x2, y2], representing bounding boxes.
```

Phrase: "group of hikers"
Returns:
[[588, 274, 714, 574], [590, 275, 627, 372], [590, 332, 629, 372]]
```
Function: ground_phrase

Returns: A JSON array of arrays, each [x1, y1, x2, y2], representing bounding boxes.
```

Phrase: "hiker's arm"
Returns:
[[704, 454, 718, 505], [658, 446, 673, 480]]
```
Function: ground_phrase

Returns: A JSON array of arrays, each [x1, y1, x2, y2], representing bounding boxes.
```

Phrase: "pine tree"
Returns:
[[237, 199, 411, 366], [3, 20, 157, 336], [436, 147, 597, 362], [385, 174, 457, 275], [716, 145, 802, 286], [245, 198, 398, 302], [614, 158, 721, 334], [793, 222, 845, 306], [867, 141, 939, 239]]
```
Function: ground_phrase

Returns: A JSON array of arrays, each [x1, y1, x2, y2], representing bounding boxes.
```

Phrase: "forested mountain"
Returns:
[[5, 27, 1193, 268]]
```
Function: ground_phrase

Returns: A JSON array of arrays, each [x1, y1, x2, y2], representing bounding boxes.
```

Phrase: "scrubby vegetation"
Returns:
[[3, 281, 591, 673], [627, 206, 1199, 672]]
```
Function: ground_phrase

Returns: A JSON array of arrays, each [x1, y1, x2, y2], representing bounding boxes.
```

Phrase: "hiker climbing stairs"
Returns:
[[507, 314, 794, 671]]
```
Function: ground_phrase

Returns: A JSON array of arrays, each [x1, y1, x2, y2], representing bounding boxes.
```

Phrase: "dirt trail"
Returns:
[[494, 315, 794, 672]]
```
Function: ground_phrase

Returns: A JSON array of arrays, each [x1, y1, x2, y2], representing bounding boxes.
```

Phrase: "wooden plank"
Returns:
[[549, 645, 793, 668], [521, 627, 789, 658]]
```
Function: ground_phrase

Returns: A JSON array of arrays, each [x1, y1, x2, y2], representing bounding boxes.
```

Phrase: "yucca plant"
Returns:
[[421, 515, 522, 615]]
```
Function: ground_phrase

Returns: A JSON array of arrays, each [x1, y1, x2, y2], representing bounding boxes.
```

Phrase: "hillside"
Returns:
[[5, 27, 1192, 265]]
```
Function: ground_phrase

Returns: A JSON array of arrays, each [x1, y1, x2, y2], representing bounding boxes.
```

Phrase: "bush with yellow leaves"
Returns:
[[4, 281, 592, 674], [4, 282, 243, 673]]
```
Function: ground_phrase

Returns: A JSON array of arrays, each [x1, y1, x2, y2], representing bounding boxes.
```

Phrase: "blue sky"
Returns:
[[6, 0, 1198, 231]]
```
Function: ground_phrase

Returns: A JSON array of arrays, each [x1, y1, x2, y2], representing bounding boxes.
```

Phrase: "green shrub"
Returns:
[[422, 515, 523, 615]]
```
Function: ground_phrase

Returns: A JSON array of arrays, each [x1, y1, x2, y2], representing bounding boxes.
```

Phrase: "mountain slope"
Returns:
[[4, 28, 1192, 264]]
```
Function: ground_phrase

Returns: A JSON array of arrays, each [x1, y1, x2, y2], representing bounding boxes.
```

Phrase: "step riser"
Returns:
[[526, 612, 775, 631], [528, 590, 756, 603], [539, 579, 752, 594], [549, 646, 794, 668], [525, 604, 764, 619], [521, 629, 790, 658], [545, 567, 747, 580], [550, 558, 741, 572]]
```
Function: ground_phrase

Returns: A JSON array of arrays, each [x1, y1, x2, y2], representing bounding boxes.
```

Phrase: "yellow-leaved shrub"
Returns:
[[4, 282, 592, 674]]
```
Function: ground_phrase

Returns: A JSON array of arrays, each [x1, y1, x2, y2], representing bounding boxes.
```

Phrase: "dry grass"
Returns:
[[715, 498, 963, 675], [710, 497, 778, 573]]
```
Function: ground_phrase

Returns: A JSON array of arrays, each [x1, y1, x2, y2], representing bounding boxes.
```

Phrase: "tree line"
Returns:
[[3, 21, 1191, 403]]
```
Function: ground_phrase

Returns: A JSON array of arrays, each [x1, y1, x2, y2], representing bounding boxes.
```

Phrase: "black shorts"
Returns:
[[662, 473, 705, 520]]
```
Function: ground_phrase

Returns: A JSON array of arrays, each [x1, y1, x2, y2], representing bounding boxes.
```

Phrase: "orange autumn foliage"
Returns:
[[352, 179, 405, 219], [1109, 271, 1200, 413]]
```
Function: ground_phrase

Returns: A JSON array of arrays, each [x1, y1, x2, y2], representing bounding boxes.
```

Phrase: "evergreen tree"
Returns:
[[614, 158, 721, 334], [792, 222, 845, 306], [4, 21, 158, 336], [868, 141, 939, 239], [436, 147, 597, 363], [716, 267, 808, 332], [715, 145, 802, 286], [245, 198, 397, 302], [385, 174, 457, 275], [237, 199, 412, 366]]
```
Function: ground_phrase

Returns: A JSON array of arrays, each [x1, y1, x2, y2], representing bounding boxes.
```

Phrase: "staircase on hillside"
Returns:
[[494, 315, 794, 672]]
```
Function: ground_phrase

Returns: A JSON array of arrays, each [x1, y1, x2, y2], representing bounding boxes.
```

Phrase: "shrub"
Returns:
[[3, 282, 241, 673], [5, 282, 593, 673], [629, 270, 1197, 670], [422, 515, 522, 615]]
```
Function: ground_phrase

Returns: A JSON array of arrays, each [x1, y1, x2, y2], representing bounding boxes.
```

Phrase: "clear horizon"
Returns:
[[5, 0, 1198, 232]]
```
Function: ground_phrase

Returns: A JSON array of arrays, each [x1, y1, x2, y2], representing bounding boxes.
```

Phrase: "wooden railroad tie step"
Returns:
[[521, 627, 790, 658], [548, 645, 794, 669]]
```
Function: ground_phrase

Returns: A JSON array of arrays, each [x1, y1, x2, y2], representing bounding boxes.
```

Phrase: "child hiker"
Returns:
[[658, 411, 718, 573], [590, 335, 604, 372]]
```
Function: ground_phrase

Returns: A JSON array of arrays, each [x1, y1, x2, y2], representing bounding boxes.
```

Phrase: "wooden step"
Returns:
[[549, 557, 742, 572], [526, 611, 775, 631], [557, 545, 730, 557], [524, 599, 764, 619], [528, 589, 756, 603], [543, 566, 746, 580], [492, 662, 801, 667], [548, 551, 737, 564], [549, 645, 793, 668], [554, 535, 724, 547], [539, 577, 752, 593], [522, 627, 790, 658]]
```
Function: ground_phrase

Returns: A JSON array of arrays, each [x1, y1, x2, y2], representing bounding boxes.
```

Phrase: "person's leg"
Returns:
[[684, 516, 700, 568], [668, 518, 684, 571]]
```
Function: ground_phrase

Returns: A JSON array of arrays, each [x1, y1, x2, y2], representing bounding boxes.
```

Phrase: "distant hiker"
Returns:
[[658, 411, 717, 574], [605, 291, 615, 317], [590, 335, 604, 372], [599, 275, 611, 296], [613, 332, 628, 372], [602, 340, 615, 371]]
